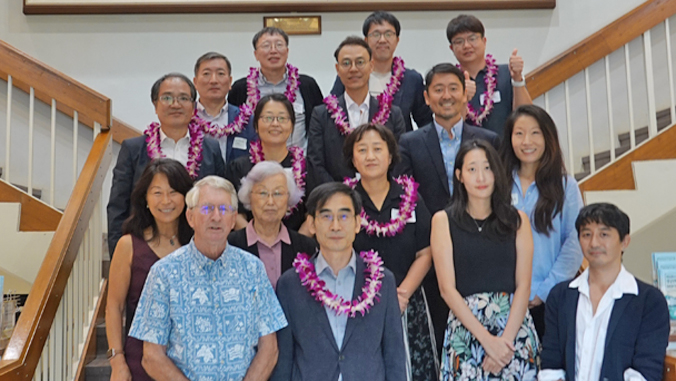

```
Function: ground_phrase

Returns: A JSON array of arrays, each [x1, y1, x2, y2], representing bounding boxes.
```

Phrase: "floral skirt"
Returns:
[[440, 292, 540, 381], [404, 287, 439, 381]]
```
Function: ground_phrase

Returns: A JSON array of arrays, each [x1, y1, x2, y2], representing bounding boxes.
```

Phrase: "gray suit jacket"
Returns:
[[271, 253, 407, 381]]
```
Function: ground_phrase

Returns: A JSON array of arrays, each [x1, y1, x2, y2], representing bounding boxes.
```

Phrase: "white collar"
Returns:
[[570, 265, 638, 299], [159, 127, 190, 143], [196, 100, 229, 118], [315, 250, 357, 277], [344, 92, 370, 111]]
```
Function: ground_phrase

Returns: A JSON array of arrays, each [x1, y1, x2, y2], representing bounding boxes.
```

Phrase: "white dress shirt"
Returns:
[[369, 71, 391, 97], [344, 92, 370, 130], [539, 265, 645, 381], [158, 127, 190, 166], [196, 101, 229, 164]]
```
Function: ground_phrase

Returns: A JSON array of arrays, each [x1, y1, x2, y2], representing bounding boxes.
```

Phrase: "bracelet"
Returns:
[[107, 348, 125, 360], [512, 78, 526, 87]]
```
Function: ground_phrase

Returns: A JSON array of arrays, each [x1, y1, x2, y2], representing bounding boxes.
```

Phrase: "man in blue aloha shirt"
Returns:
[[129, 176, 287, 380]]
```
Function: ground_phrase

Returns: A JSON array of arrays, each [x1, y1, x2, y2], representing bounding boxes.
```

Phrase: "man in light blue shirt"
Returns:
[[129, 176, 287, 381], [272, 183, 406, 381]]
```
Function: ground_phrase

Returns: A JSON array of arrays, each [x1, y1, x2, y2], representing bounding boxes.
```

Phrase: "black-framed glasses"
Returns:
[[368, 31, 396, 40], [451, 34, 482, 48], [158, 94, 193, 105], [197, 204, 237, 216], [259, 115, 291, 124]]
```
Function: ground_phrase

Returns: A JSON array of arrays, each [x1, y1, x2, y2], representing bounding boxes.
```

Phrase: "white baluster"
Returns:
[[5, 75, 11, 182], [625, 44, 636, 149], [73, 111, 78, 185], [666, 18, 676, 125], [643, 30, 658, 137], [50, 99, 56, 205], [584, 68, 595, 173], [605, 56, 616, 161], [544, 92, 550, 113], [28, 87, 34, 196], [565, 81, 575, 174]]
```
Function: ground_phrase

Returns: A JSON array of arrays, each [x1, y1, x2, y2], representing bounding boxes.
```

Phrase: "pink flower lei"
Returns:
[[293, 250, 385, 317], [459, 54, 498, 125], [246, 63, 300, 111], [344, 175, 419, 237], [249, 139, 306, 217], [144, 113, 205, 179]]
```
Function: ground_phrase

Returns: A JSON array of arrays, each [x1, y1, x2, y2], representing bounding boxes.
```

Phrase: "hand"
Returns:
[[482, 335, 515, 368], [464, 71, 477, 101], [110, 356, 132, 381], [528, 295, 543, 308], [482, 355, 504, 375], [508, 48, 524, 82], [396, 288, 409, 314]]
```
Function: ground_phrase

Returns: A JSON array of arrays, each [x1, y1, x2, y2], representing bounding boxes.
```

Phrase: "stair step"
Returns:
[[96, 322, 108, 355], [85, 353, 111, 381], [0, 168, 43, 200]]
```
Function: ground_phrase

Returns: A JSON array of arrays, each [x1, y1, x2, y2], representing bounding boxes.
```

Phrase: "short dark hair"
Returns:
[[425, 63, 465, 92], [253, 93, 296, 134], [334, 36, 372, 61], [575, 203, 631, 241], [306, 182, 362, 218], [446, 14, 485, 43], [122, 158, 194, 246], [194, 52, 232, 76], [252, 27, 289, 49], [343, 123, 400, 175], [362, 11, 401, 37], [150, 73, 197, 104]]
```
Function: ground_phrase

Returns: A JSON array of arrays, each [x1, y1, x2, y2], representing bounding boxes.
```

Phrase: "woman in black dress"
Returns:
[[343, 122, 437, 380], [225, 93, 308, 232]]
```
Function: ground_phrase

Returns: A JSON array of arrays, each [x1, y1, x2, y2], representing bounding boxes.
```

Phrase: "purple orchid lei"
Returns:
[[246, 63, 299, 110], [293, 250, 385, 317], [344, 175, 419, 237], [248, 139, 306, 216], [144, 113, 205, 179], [459, 54, 498, 126], [323, 57, 405, 135]]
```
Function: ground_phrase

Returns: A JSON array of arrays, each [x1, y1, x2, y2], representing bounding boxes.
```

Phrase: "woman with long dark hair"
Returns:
[[105, 159, 193, 381], [432, 139, 539, 380], [500, 104, 583, 339]]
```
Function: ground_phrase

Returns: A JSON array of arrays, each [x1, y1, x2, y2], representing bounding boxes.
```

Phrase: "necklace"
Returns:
[[144, 115, 205, 179], [471, 217, 487, 232], [249, 140, 306, 216], [293, 250, 384, 318], [343, 175, 418, 237], [458, 54, 498, 125]]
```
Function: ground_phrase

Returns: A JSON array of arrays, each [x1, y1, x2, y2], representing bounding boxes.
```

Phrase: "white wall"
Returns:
[[0, 0, 645, 131]]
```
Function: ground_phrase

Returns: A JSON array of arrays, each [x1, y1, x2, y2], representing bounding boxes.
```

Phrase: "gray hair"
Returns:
[[186, 176, 238, 210], [238, 161, 303, 211]]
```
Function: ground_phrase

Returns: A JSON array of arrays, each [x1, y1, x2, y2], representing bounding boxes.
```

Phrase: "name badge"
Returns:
[[233, 137, 247, 150], [511, 192, 519, 206], [480, 90, 501, 106], [391, 208, 416, 223]]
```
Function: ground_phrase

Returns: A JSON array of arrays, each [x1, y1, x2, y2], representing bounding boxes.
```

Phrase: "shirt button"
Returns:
[[218, 331, 223, 336], [215, 304, 219, 308], [339, 355, 345, 361], [212, 277, 216, 281]]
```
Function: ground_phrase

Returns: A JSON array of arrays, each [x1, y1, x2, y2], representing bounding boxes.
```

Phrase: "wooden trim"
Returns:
[[112, 117, 141, 144], [23, 0, 555, 14], [525, 0, 676, 98], [0, 130, 112, 380], [0, 180, 62, 232], [579, 124, 676, 194], [0, 40, 111, 129], [74, 279, 108, 381]]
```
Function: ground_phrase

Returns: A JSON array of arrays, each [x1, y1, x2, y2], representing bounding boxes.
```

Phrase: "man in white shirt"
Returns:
[[539, 202, 669, 381]]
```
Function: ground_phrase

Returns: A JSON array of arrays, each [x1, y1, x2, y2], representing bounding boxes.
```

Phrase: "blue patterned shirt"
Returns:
[[434, 119, 463, 194], [128, 240, 288, 380]]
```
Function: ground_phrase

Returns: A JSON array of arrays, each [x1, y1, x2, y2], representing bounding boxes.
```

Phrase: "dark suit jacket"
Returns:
[[106, 135, 225, 255], [229, 73, 324, 135], [394, 121, 500, 214], [227, 228, 318, 280], [330, 68, 433, 132], [200, 103, 257, 164], [307, 95, 406, 191], [271, 254, 407, 381], [541, 277, 670, 381]]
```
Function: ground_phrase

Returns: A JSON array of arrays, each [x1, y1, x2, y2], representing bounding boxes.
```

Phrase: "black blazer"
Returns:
[[106, 135, 225, 255], [307, 95, 406, 192], [541, 277, 670, 381], [227, 228, 318, 277], [394, 121, 500, 214], [229, 73, 324, 136]]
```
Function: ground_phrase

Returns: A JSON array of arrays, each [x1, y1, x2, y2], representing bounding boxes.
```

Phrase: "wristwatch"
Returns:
[[107, 348, 124, 360], [511, 78, 526, 87]]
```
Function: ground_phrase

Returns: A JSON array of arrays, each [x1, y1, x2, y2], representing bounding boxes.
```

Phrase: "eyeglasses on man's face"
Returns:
[[368, 31, 396, 40], [451, 34, 482, 48], [339, 58, 368, 70], [257, 41, 288, 52], [259, 115, 291, 124], [316, 211, 355, 225], [196, 204, 237, 216], [158, 94, 193, 106]]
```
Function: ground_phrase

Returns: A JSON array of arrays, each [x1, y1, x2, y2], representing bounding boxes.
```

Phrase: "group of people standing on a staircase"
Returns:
[[103, 10, 671, 381]]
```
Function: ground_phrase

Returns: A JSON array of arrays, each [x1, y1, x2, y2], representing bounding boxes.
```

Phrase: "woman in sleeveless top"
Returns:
[[500, 105, 583, 340], [431, 139, 540, 380], [343, 123, 437, 380], [106, 159, 194, 381]]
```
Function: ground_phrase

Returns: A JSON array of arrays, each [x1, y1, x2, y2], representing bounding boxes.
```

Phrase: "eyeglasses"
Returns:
[[196, 204, 237, 216], [158, 94, 193, 105], [253, 190, 288, 200], [257, 41, 288, 52], [339, 58, 368, 70], [259, 115, 291, 124], [368, 31, 396, 40], [317, 212, 355, 225], [451, 34, 482, 48]]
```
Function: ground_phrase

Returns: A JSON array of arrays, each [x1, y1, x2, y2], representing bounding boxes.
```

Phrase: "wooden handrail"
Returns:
[[113, 117, 141, 144], [0, 39, 111, 130], [0, 130, 112, 380], [525, 0, 676, 99]]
